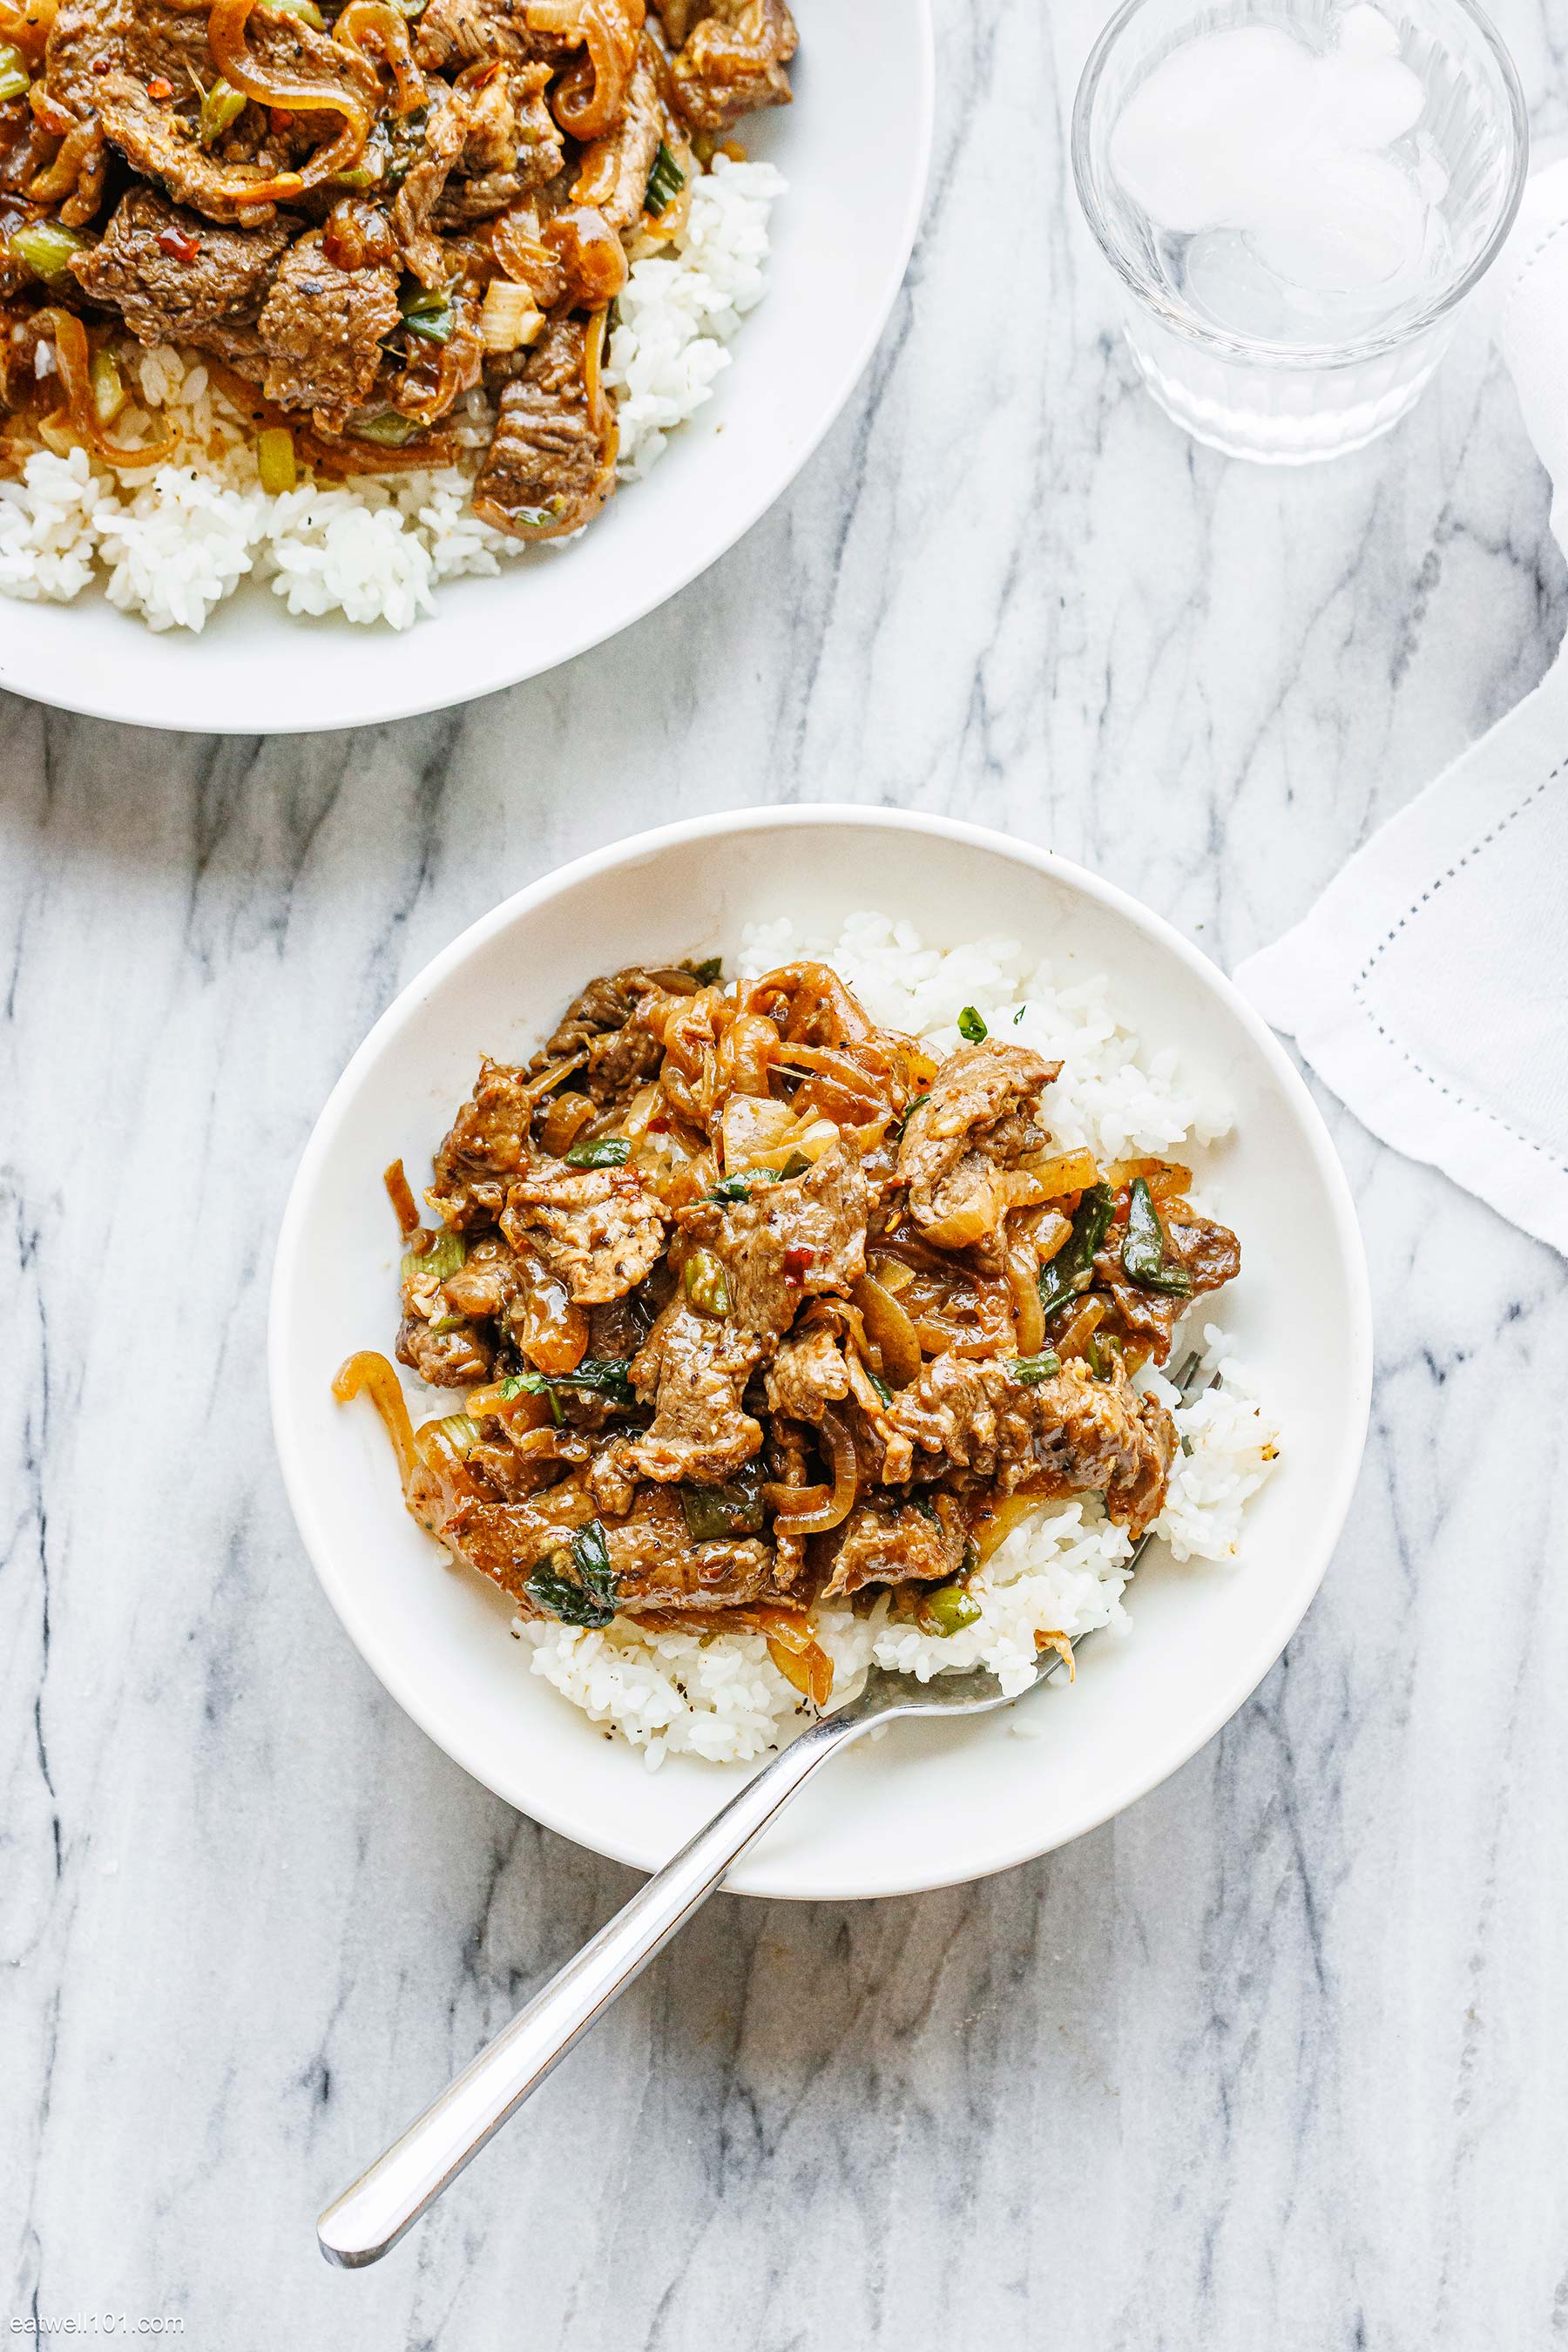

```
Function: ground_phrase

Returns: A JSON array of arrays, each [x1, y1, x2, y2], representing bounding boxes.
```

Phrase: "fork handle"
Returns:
[[317, 1702, 873, 2268]]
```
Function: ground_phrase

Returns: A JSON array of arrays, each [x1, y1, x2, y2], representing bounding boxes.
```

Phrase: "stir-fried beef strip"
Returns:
[[625, 1297, 763, 1483], [346, 953, 1243, 1702], [68, 187, 287, 353], [660, 0, 795, 130], [257, 227, 400, 427], [0, 0, 797, 531], [501, 1154, 669, 1301]]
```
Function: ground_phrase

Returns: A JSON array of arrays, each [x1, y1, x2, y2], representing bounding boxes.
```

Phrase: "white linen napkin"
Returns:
[[1234, 160, 1568, 1257]]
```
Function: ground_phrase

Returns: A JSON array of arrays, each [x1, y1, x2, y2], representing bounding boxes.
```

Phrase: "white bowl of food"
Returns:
[[0, 0, 931, 733], [269, 807, 1373, 1901]]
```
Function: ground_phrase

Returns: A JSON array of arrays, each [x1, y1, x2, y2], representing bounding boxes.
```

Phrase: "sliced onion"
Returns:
[[762, 1478, 831, 1515], [851, 1274, 921, 1389], [757, 1617, 834, 1706], [516, 1050, 588, 1108], [537, 1091, 597, 1157], [1029, 1206, 1073, 1270], [463, 1379, 553, 1430], [720, 1090, 794, 1172], [581, 301, 615, 447], [33, 310, 172, 469], [1006, 1243, 1044, 1355], [772, 1041, 892, 1121], [714, 1011, 778, 1099], [1021, 1146, 1099, 1200], [969, 1490, 1044, 1566], [513, 1271, 588, 1375], [747, 1116, 839, 1172], [917, 1195, 997, 1252], [545, 0, 642, 140], [335, 0, 422, 112], [766, 1405, 856, 1535], [333, 1349, 422, 1501], [1036, 1628, 1076, 1678], [1055, 1296, 1106, 1361], [742, 961, 873, 1045], [207, 0, 373, 192], [383, 1157, 421, 1236], [26, 114, 100, 202]]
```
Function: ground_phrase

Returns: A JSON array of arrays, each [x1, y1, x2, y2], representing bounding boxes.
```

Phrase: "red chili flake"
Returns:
[[146, 73, 173, 97], [647, 1115, 669, 1133], [157, 225, 199, 262], [270, 106, 294, 129], [90, 55, 111, 72], [782, 1246, 815, 1281]]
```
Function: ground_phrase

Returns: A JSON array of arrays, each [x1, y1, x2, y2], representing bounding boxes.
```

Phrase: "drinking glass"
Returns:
[[1071, 0, 1528, 462]]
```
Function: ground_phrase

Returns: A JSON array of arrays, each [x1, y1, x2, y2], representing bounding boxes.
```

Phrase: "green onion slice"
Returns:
[[683, 1249, 732, 1317], [9, 220, 85, 281], [923, 1580, 982, 1636], [402, 1228, 466, 1285], [643, 139, 686, 215], [1121, 1178, 1193, 1297], [564, 1135, 630, 1169], [524, 1520, 619, 1628], [1037, 1183, 1114, 1323]]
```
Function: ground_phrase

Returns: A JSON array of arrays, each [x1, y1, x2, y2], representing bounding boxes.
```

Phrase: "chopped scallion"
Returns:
[[1121, 1177, 1193, 1297], [643, 139, 686, 216], [433, 1412, 479, 1456], [256, 424, 296, 495], [680, 1468, 764, 1541], [1037, 1183, 1114, 1323], [348, 409, 425, 446], [923, 1579, 982, 1636], [684, 1248, 731, 1317], [401, 1228, 466, 1285], [9, 220, 84, 281], [199, 75, 246, 147], [400, 292, 453, 344], [564, 1135, 630, 1169], [956, 1005, 988, 1043], [524, 1519, 618, 1628], [89, 348, 125, 425], [498, 1358, 635, 1409]]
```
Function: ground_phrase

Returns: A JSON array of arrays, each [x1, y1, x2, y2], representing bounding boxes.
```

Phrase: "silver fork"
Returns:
[[317, 1355, 1207, 2268]]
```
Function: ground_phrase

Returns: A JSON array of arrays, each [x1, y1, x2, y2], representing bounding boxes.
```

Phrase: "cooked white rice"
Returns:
[[513, 914, 1281, 1769], [0, 154, 783, 632]]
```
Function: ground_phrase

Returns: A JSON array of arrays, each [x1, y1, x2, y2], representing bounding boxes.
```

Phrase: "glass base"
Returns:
[[1122, 303, 1454, 463]]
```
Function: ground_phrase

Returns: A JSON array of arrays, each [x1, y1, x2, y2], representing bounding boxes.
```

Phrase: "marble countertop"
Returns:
[[5, 0, 1568, 2342]]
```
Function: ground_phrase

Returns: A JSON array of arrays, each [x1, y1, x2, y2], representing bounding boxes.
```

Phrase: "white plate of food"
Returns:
[[0, 0, 932, 732], [269, 806, 1374, 1901]]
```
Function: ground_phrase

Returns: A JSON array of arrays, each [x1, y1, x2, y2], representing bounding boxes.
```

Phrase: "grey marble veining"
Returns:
[[5, 0, 1568, 2342]]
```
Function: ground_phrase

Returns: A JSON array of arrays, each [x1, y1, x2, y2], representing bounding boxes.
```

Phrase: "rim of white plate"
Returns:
[[269, 805, 1375, 1901]]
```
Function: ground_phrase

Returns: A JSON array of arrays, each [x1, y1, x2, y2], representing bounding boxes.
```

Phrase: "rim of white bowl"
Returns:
[[269, 805, 1375, 1899], [0, 10, 935, 736]]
